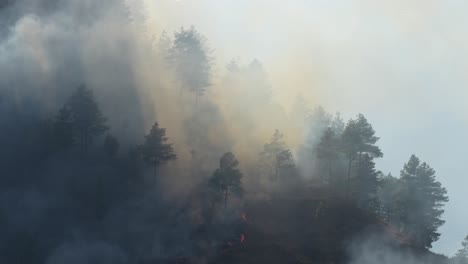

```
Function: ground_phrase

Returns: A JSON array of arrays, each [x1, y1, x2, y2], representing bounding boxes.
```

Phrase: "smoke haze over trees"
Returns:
[[0, 0, 466, 263]]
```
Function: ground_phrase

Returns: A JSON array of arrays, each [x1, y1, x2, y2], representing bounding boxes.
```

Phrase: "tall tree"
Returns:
[[140, 122, 176, 177], [399, 155, 449, 249], [316, 127, 340, 185], [353, 154, 380, 213], [260, 130, 294, 181], [52, 105, 75, 151], [168, 26, 212, 100], [341, 114, 382, 187], [209, 152, 243, 209], [378, 173, 406, 224], [66, 84, 108, 151]]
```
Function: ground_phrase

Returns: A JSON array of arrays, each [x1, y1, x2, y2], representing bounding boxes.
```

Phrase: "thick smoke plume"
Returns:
[[0, 0, 319, 193]]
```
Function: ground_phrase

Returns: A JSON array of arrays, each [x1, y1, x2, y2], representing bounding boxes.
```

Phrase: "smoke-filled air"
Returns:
[[1, 1, 468, 264]]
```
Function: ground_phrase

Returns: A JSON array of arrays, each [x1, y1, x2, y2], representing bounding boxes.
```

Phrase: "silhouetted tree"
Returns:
[[341, 114, 382, 188], [378, 173, 406, 224], [140, 121, 176, 177], [209, 152, 243, 209], [168, 26, 212, 100], [399, 155, 448, 249], [260, 130, 294, 181], [316, 127, 340, 184], [353, 154, 380, 213], [276, 149, 295, 174], [66, 85, 108, 151], [452, 235, 468, 264], [52, 105, 75, 151]]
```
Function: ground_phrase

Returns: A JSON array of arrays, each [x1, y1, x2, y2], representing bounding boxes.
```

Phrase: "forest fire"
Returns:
[[0, 1, 458, 263], [240, 212, 247, 243], [241, 212, 248, 222]]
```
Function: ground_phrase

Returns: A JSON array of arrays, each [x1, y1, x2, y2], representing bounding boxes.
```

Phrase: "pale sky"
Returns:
[[146, 0, 468, 255]]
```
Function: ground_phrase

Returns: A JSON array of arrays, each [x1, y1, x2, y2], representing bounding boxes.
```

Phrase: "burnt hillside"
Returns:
[[196, 185, 448, 264]]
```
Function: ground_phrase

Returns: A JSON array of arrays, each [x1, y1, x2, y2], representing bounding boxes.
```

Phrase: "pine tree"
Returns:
[[341, 114, 382, 188], [316, 127, 340, 185], [209, 152, 243, 209], [353, 154, 380, 213], [260, 130, 294, 181], [452, 235, 468, 264], [399, 155, 448, 248], [66, 85, 108, 151], [378, 173, 406, 225], [168, 26, 212, 99], [140, 121, 176, 176]]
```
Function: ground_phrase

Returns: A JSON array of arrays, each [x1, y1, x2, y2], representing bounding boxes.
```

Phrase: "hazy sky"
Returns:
[[145, 0, 468, 255]]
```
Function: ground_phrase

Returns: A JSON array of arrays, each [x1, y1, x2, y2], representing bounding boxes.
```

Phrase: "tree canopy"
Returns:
[[168, 26, 212, 98], [140, 121, 176, 176], [452, 235, 468, 264], [209, 152, 243, 209], [65, 85, 108, 151], [259, 130, 295, 181], [382, 155, 449, 249]]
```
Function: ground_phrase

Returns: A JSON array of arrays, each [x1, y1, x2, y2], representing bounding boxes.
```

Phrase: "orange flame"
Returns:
[[241, 212, 247, 222]]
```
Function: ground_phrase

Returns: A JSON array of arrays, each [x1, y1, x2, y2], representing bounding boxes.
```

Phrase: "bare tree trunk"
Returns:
[[224, 188, 228, 209], [347, 159, 352, 197], [347, 159, 352, 182]]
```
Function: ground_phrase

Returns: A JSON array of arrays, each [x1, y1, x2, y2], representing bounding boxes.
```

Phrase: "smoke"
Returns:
[[2, 0, 461, 263], [0, 0, 327, 196], [46, 241, 129, 264], [348, 233, 446, 264]]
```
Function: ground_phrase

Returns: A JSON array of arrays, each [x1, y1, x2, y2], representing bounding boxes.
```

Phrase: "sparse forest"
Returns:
[[0, 1, 464, 264]]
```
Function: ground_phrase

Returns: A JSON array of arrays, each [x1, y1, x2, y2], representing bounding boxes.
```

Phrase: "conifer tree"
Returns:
[[260, 130, 294, 181], [399, 155, 448, 248], [316, 127, 340, 184], [66, 85, 108, 151], [342, 114, 382, 186], [140, 122, 176, 176], [209, 152, 243, 209], [168, 26, 212, 100], [453, 235, 468, 264]]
